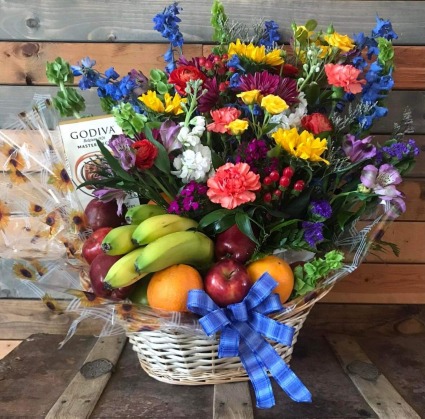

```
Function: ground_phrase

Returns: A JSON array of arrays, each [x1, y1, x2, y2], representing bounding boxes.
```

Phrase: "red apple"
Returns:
[[214, 224, 257, 263], [204, 258, 252, 307], [89, 253, 134, 300], [84, 198, 127, 231], [82, 227, 113, 264]]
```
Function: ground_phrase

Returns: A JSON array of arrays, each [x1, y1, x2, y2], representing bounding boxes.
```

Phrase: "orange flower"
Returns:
[[207, 162, 261, 209], [324, 63, 365, 94], [207, 107, 241, 134]]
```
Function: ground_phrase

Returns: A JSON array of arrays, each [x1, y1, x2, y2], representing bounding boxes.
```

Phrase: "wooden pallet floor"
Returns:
[[0, 304, 424, 418]]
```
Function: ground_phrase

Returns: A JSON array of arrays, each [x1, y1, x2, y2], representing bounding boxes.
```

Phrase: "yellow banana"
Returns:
[[131, 213, 198, 246], [125, 204, 166, 225], [104, 246, 148, 288], [101, 224, 139, 255], [135, 230, 214, 273]]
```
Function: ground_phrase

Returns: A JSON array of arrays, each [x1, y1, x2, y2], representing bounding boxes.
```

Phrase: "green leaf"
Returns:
[[198, 209, 232, 230], [96, 140, 135, 182], [235, 212, 259, 244], [143, 126, 170, 173], [304, 82, 320, 105]]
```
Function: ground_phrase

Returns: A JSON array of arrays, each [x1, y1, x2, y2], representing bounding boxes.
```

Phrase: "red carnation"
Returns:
[[168, 65, 208, 96], [132, 139, 158, 170], [301, 113, 333, 135]]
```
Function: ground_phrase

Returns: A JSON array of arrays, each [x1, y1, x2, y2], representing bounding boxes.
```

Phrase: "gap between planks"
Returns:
[[326, 334, 421, 419], [45, 334, 126, 419]]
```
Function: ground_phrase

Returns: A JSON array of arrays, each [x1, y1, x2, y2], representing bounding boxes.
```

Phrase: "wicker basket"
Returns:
[[127, 286, 332, 385]]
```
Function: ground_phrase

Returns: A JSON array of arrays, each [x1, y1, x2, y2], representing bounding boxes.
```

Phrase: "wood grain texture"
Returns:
[[0, 1, 423, 45], [45, 335, 126, 419], [213, 382, 254, 419], [326, 334, 421, 419], [1, 86, 424, 133], [323, 263, 425, 304], [0, 299, 103, 339], [0, 340, 22, 360], [1, 42, 423, 90], [0, 42, 203, 86]]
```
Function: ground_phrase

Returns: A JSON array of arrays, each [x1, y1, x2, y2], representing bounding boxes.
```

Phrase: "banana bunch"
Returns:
[[101, 204, 214, 289]]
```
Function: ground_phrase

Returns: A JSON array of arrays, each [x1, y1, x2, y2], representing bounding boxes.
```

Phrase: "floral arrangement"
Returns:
[[1, 0, 420, 409], [47, 1, 417, 272]]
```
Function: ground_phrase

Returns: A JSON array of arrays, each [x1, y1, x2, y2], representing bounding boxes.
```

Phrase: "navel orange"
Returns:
[[147, 264, 203, 312], [246, 255, 294, 303]]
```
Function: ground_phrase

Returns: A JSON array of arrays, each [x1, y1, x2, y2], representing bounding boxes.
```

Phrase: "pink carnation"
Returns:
[[324, 63, 365, 94], [207, 107, 241, 134], [207, 162, 261, 209]]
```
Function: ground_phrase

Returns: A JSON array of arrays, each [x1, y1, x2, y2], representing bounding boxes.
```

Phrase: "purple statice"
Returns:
[[302, 221, 325, 247], [342, 134, 377, 163], [108, 134, 135, 171], [380, 139, 420, 161], [168, 181, 208, 215], [310, 200, 332, 221], [259, 20, 281, 49]]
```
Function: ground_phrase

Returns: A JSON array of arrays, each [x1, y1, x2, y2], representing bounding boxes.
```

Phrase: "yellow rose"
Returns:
[[139, 90, 165, 113], [324, 32, 355, 52], [237, 90, 261, 105], [226, 119, 249, 135], [261, 95, 289, 115]]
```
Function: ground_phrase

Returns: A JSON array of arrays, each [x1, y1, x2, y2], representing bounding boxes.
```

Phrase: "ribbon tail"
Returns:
[[239, 340, 275, 409], [218, 326, 239, 358]]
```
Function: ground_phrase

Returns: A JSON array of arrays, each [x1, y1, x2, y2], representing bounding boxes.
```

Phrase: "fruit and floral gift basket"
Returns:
[[0, 0, 420, 408]]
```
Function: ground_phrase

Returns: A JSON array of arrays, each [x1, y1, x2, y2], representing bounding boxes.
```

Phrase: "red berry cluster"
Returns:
[[198, 54, 228, 79], [261, 167, 306, 203]]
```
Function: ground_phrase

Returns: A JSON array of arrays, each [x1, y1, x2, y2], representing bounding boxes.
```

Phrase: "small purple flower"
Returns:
[[302, 221, 324, 247], [168, 200, 181, 214], [93, 188, 127, 216], [360, 163, 402, 200], [342, 134, 376, 163], [310, 200, 332, 220], [108, 134, 136, 171], [159, 120, 182, 153]]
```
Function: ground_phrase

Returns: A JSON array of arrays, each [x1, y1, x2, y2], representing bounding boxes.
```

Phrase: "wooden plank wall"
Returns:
[[0, 0, 424, 304]]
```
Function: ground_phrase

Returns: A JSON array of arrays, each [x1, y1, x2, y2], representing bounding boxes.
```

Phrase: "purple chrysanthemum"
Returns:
[[236, 71, 299, 106], [197, 77, 221, 113]]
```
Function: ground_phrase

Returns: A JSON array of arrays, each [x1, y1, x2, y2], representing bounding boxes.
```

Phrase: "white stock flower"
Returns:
[[171, 144, 212, 183], [270, 92, 308, 131]]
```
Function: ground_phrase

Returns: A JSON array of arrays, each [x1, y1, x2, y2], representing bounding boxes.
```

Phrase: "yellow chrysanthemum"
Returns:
[[0, 200, 10, 230], [324, 32, 355, 52], [271, 128, 329, 164], [139, 90, 165, 113], [261, 95, 289, 115], [226, 119, 249, 135], [237, 89, 262, 105], [164, 92, 187, 115], [228, 39, 284, 66]]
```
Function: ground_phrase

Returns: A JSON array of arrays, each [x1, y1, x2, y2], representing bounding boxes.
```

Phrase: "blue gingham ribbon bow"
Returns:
[[187, 272, 312, 409]]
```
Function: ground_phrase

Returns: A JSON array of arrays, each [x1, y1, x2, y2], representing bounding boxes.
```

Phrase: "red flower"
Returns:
[[168, 65, 207, 96], [301, 113, 333, 135], [131, 139, 158, 170]]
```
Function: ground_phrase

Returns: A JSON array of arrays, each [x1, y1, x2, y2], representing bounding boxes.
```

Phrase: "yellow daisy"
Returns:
[[0, 200, 10, 229], [228, 39, 284, 66], [139, 90, 165, 113], [12, 262, 36, 281], [163, 92, 187, 115], [48, 164, 74, 193]]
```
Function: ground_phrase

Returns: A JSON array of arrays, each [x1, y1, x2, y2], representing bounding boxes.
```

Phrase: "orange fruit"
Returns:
[[147, 264, 203, 312], [246, 255, 294, 303]]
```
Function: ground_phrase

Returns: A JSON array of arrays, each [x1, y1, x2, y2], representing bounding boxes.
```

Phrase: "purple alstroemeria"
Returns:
[[385, 197, 406, 220], [360, 163, 403, 201], [93, 188, 127, 216], [108, 134, 136, 171], [159, 120, 182, 153], [342, 134, 376, 163]]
